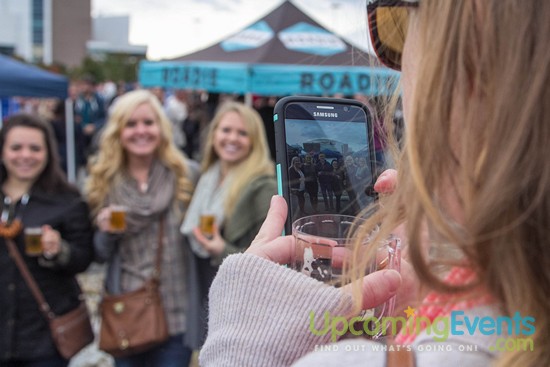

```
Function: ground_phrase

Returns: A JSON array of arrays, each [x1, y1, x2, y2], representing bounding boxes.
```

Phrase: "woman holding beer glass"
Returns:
[[180, 101, 276, 346], [0, 114, 93, 366], [86, 89, 199, 367], [199, 1, 550, 366]]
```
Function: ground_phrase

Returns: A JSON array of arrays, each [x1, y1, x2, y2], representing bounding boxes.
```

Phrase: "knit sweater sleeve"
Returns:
[[199, 253, 356, 367], [199, 254, 499, 367]]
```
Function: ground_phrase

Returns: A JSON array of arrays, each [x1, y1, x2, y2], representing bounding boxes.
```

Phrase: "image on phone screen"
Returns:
[[276, 98, 377, 229]]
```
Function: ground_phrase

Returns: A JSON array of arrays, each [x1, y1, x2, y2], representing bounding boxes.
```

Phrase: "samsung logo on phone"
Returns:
[[313, 112, 339, 118]]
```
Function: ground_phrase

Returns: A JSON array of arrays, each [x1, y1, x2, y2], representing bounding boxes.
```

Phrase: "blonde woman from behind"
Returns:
[[199, 1, 550, 367]]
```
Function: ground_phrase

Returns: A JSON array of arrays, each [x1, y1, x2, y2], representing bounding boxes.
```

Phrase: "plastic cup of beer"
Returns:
[[291, 214, 401, 337], [24, 227, 43, 257], [109, 205, 127, 232], [200, 215, 215, 238]]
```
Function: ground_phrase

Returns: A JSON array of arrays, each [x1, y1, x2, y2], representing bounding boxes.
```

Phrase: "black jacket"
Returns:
[[288, 166, 305, 191], [0, 189, 93, 362]]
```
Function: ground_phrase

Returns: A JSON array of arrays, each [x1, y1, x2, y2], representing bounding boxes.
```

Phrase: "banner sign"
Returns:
[[139, 61, 399, 96], [140, 61, 249, 94], [250, 64, 399, 96]]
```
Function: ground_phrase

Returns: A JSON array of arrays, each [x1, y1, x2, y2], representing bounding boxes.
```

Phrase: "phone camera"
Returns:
[[343, 106, 350, 112]]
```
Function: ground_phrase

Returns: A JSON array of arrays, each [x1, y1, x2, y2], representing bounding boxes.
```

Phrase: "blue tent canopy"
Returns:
[[0, 54, 75, 183], [0, 54, 68, 99]]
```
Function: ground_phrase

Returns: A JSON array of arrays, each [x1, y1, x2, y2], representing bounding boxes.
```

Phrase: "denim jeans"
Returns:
[[3, 356, 68, 367], [114, 334, 193, 367]]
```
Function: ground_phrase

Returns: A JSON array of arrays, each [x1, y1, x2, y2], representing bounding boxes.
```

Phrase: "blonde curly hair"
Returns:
[[86, 89, 194, 216]]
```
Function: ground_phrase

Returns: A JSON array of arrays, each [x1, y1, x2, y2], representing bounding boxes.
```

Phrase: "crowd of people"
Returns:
[[288, 153, 374, 219], [0, 85, 277, 366], [1, 0, 548, 366]]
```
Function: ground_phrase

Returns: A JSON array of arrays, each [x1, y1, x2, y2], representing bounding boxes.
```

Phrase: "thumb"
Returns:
[[251, 195, 288, 246], [247, 195, 294, 264], [343, 269, 401, 310]]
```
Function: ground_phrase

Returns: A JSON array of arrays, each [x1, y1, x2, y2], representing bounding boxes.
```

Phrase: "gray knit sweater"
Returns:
[[200, 254, 500, 366]]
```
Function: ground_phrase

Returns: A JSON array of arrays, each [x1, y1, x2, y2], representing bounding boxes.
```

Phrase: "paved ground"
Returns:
[[69, 263, 114, 367]]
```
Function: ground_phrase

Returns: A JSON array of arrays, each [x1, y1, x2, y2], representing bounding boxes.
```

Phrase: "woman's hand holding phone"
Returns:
[[247, 167, 418, 314], [246, 195, 402, 310]]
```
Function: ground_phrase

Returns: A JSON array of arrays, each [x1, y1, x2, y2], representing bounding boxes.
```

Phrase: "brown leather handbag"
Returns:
[[385, 339, 416, 367], [98, 215, 169, 357], [5, 238, 94, 360]]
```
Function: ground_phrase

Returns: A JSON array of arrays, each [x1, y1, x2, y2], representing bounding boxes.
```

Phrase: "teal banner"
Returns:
[[139, 61, 399, 96], [139, 61, 249, 94], [250, 64, 399, 96]]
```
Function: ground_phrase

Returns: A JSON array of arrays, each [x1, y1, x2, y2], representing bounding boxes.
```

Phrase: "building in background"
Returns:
[[0, 0, 146, 68], [0, 0, 91, 67], [52, 0, 92, 67], [88, 15, 147, 62]]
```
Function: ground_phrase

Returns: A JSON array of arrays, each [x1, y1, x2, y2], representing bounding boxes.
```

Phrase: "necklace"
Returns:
[[0, 194, 29, 239], [139, 182, 148, 193]]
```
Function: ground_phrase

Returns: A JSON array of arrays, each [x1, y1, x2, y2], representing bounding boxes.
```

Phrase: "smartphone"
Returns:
[[274, 96, 377, 234]]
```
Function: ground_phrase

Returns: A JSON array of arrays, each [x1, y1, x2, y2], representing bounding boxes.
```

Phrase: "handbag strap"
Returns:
[[5, 238, 55, 320], [386, 348, 415, 367], [6, 215, 165, 318], [152, 214, 165, 281], [386, 339, 416, 367]]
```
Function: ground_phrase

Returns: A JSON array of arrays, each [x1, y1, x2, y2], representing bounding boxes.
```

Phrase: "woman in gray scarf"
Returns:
[[86, 89, 199, 367]]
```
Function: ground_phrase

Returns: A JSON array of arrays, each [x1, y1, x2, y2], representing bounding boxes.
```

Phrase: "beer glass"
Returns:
[[200, 215, 215, 238], [24, 227, 43, 256], [291, 214, 401, 338], [110, 205, 127, 232]]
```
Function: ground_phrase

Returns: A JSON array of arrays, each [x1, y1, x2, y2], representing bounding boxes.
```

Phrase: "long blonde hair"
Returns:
[[86, 89, 194, 215], [201, 101, 274, 217], [350, 1, 550, 366]]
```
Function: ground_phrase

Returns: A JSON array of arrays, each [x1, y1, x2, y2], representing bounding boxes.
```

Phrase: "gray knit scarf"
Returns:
[[106, 160, 184, 295], [181, 161, 229, 258], [108, 160, 175, 234]]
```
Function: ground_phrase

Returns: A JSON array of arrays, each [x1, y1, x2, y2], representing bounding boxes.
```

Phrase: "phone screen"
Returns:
[[276, 98, 377, 230]]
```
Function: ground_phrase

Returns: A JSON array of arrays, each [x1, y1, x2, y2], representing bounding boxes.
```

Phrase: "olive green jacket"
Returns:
[[213, 174, 277, 266]]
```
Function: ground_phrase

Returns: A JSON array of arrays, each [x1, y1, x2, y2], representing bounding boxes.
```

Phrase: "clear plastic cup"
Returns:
[[292, 214, 401, 338]]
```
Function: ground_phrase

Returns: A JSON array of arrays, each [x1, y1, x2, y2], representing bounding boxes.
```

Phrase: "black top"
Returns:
[[0, 189, 93, 361]]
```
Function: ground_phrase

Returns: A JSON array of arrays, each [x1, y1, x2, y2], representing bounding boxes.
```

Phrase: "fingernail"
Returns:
[[378, 171, 390, 180], [375, 175, 389, 186], [374, 176, 394, 193], [383, 270, 401, 294], [373, 176, 388, 190]]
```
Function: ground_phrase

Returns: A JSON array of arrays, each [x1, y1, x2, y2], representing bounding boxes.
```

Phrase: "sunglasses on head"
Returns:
[[367, 0, 419, 71]]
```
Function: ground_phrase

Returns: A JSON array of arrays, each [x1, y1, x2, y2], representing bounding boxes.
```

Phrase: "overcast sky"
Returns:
[[91, 0, 371, 60]]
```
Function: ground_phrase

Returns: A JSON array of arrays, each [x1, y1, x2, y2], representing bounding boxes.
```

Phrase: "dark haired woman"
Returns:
[[0, 113, 93, 367]]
